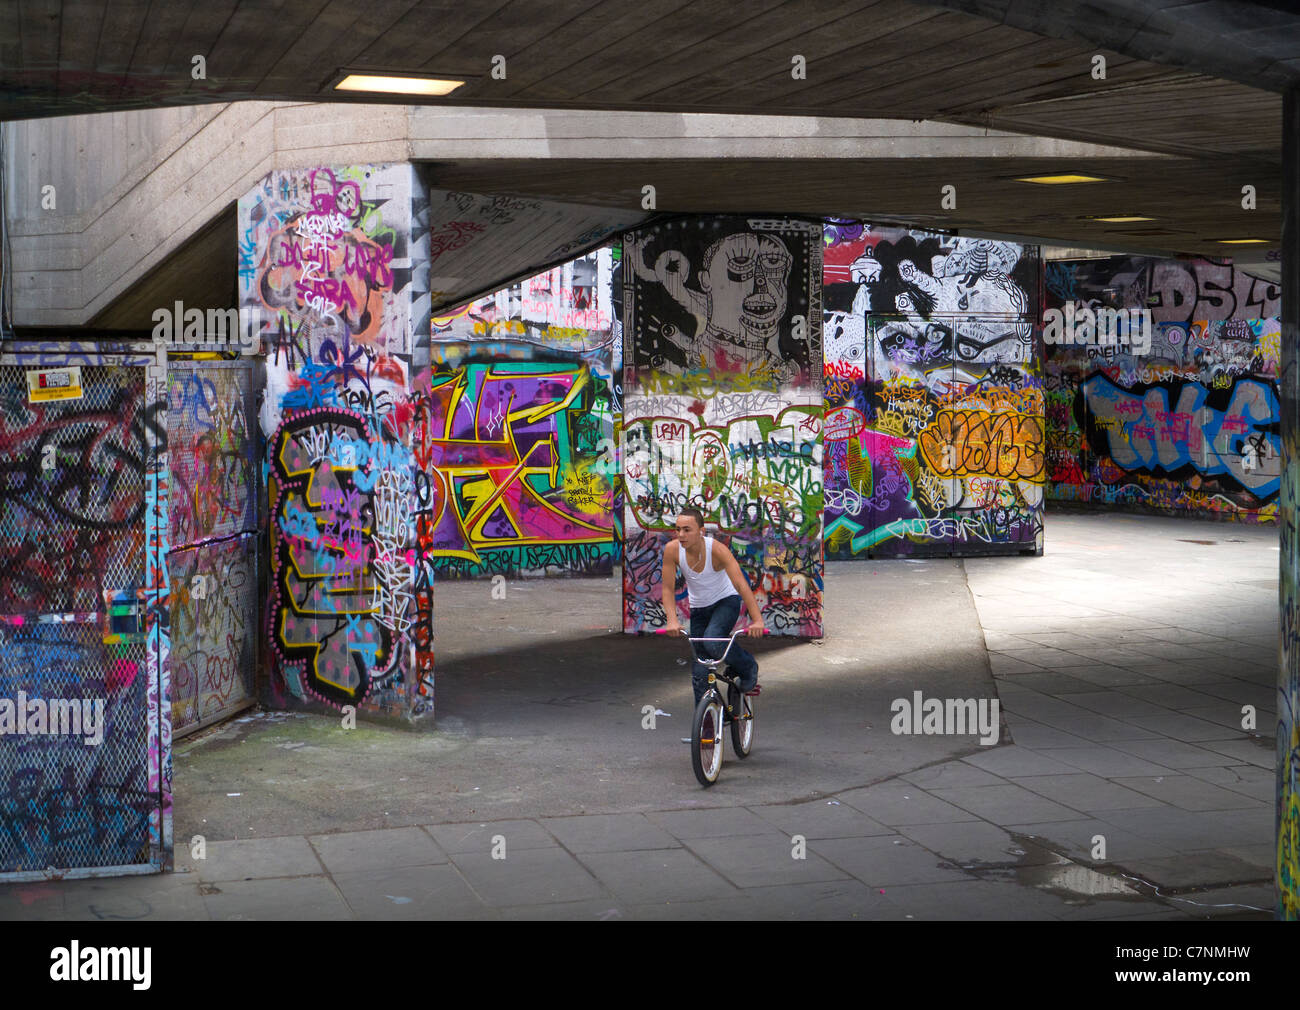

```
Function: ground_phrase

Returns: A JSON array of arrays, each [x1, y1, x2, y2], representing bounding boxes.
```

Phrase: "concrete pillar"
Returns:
[[238, 164, 434, 725], [1279, 86, 1299, 921]]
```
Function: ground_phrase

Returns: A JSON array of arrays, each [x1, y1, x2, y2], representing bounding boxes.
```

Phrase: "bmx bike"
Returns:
[[659, 625, 766, 787]]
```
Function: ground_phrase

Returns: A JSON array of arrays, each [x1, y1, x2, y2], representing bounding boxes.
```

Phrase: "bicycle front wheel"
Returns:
[[691, 691, 725, 787]]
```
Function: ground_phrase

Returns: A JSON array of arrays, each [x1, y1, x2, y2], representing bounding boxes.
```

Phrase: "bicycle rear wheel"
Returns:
[[691, 690, 725, 787], [727, 683, 755, 757]]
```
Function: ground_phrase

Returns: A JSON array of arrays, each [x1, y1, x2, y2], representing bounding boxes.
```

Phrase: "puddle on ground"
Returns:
[[969, 833, 1144, 903], [1015, 860, 1141, 898]]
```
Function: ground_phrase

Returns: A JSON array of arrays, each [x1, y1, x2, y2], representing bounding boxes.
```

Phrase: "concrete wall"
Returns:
[[1044, 255, 1282, 522], [621, 216, 824, 637], [823, 223, 1044, 558]]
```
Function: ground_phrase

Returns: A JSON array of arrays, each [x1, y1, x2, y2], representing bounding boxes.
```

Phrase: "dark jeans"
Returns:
[[688, 594, 758, 707]]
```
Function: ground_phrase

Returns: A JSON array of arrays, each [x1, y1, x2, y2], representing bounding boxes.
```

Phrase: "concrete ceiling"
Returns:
[[2, 0, 1292, 321], [0, 1, 1290, 148]]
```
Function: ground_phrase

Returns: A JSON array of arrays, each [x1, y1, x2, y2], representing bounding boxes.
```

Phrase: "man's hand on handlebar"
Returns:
[[746, 619, 766, 638]]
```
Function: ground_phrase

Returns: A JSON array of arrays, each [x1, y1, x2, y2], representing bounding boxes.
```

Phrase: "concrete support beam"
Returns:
[[6, 103, 1179, 330]]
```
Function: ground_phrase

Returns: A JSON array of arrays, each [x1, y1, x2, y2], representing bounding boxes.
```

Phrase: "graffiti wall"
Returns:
[[622, 217, 823, 636], [0, 353, 170, 874], [419, 247, 621, 577], [165, 362, 258, 734], [240, 164, 432, 722], [822, 222, 1044, 559], [1044, 255, 1281, 521]]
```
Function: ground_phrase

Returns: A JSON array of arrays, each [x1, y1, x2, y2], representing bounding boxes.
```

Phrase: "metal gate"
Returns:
[[166, 360, 259, 736], [0, 347, 170, 879]]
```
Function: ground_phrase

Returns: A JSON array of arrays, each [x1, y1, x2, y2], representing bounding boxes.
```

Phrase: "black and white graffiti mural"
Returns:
[[624, 217, 820, 381]]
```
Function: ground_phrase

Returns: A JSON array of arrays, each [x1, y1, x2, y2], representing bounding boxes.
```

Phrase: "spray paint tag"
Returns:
[[26, 367, 84, 403]]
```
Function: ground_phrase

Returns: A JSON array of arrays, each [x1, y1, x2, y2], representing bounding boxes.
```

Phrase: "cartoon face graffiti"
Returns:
[[699, 233, 792, 349], [824, 311, 866, 368], [893, 243, 1031, 361]]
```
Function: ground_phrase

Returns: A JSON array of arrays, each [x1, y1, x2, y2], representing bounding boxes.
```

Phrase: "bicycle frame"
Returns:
[[661, 625, 761, 714]]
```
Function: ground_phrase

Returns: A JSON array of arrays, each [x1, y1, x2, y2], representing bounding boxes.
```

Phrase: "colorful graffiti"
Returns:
[[421, 247, 621, 579], [1045, 255, 1281, 521], [166, 367, 256, 545], [168, 536, 256, 732], [822, 223, 1043, 558], [623, 217, 823, 636], [242, 166, 417, 356], [241, 164, 431, 721], [0, 368, 158, 614], [266, 407, 411, 709], [0, 356, 169, 872], [415, 358, 618, 577], [0, 625, 156, 871]]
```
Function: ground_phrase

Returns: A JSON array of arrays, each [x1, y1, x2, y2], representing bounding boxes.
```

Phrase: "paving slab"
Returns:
[[201, 876, 351, 921], [1117, 713, 1252, 743], [1095, 807, 1271, 851], [309, 826, 448, 874], [747, 798, 895, 839], [331, 863, 488, 919], [811, 835, 974, 887], [895, 820, 1036, 867], [864, 878, 1082, 921], [576, 848, 736, 905], [741, 879, 909, 919], [1000, 716, 1093, 750], [57, 873, 210, 922], [1105, 738, 1236, 769], [1112, 851, 1274, 891], [929, 783, 1085, 823], [644, 806, 786, 840], [196, 836, 323, 882], [1108, 775, 1264, 812], [837, 782, 980, 826], [539, 813, 680, 853], [1010, 773, 1168, 814], [684, 834, 850, 889], [962, 745, 1082, 778], [901, 761, 1007, 790], [1031, 746, 1176, 779], [425, 819, 558, 854], [450, 847, 605, 906], [1005, 819, 1179, 863]]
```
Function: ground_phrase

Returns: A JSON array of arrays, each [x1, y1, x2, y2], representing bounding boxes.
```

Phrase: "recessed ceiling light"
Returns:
[[335, 74, 465, 96], [1014, 173, 1109, 185], [1087, 215, 1156, 223], [1214, 237, 1270, 244]]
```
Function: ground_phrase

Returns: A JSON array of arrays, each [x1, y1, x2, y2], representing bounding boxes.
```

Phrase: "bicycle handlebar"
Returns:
[[655, 624, 769, 669], [653, 626, 770, 641]]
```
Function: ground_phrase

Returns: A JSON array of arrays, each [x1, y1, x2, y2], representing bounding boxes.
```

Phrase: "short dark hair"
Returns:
[[676, 507, 706, 529]]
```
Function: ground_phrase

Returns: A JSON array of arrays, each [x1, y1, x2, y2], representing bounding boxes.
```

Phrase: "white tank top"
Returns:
[[678, 536, 737, 609]]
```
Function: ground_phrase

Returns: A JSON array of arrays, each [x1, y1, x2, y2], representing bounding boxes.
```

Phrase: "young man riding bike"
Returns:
[[661, 508, 763, 713]]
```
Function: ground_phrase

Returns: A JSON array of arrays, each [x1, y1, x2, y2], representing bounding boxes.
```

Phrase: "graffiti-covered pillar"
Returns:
[[239, 164, 434, 725], [622, 217, 824, 636], [1279, 86, 1299, 920]]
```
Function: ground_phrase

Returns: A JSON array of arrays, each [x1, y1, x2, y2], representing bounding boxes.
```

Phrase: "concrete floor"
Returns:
[[0, 513, 1279, 920]]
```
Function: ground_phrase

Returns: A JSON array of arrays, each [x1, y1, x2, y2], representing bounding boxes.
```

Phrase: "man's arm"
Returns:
[[714, 541, 764, 633], [661, 541, 681, 631]]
